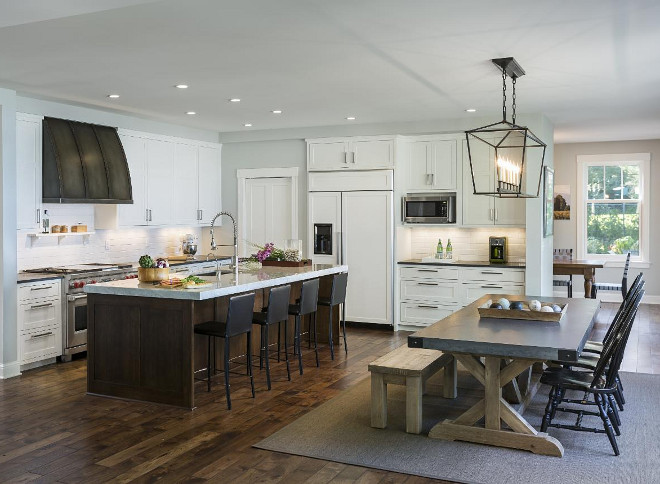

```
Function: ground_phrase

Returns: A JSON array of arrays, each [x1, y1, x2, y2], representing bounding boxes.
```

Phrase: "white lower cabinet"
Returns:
[[398, 264, 525, 328], [18, 280, 62, 367]]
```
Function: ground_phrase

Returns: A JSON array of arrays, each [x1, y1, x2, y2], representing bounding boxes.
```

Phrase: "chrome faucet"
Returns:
[[208, 211, 239, 275]]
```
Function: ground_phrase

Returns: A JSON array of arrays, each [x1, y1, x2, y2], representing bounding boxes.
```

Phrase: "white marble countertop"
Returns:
[[85, 264, 348, 300]]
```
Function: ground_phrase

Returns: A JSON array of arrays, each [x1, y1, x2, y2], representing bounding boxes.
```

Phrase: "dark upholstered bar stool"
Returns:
[[288, 278, 320, 375], [252, 284, 291, 389], [194, 292, 256, 410], [317, 272, 348, 360]]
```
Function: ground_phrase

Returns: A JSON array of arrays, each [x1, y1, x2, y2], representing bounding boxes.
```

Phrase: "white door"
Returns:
[[494, 197, 526, 225], [243, 177, 293, 256], [16, 116, 42, 230], [350, 139, 394, 169], [197, 145, 222, 225], [430, 140, 457, 190], [172, 143, 199, 225], [146, 139, 175, 225], [308, 192, 341, 265], [118, 134, 148, 226], [405, 141, 432, 191], [342, 191, 392, 325], [462, 139, 494, 225], [308, 141, 348, 171]]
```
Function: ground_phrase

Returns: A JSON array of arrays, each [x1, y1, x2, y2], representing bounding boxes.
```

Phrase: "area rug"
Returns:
[[254, 371, 660, 484]]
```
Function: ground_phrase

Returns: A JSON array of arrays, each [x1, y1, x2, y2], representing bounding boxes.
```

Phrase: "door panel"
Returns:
[[198, 146, 222, 225], [430, 140, 457, 190], [406, 141, 431, 190], [462, 139, 493, 225], [350, 139, 394, 169], [146, 139, 174, 225], [308, 141, 348, 170], [118, 135, 148, 226], [243, 177, 293, 256], [342, 191, 392, 325], [172, 143, 198, 225], [308, 192, 341, 265]]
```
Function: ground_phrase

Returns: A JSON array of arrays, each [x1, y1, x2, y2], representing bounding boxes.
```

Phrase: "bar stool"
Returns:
[[195, 292, 256, 410], [288, 278, 320, 375], [252, 284, 292, 389], [317, 272, 348, 360]]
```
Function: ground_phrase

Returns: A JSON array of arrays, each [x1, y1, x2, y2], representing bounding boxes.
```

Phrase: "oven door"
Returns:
[[66, 293, 87, 349]]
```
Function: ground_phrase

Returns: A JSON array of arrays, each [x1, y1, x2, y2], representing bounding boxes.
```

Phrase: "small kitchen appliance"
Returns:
[[182, 233, 198, 256], [489, 236, 507, 264], [402, 193, 456, 224]]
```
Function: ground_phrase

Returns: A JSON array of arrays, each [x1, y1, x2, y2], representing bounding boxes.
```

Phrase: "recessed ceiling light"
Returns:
[[186, 111, 196, 115], [272, 110, 283, 114], [175, 84, 189, 89], [244, 123, 252, 127], [107, 94, 120, 99], [465, 108, 477, 113], [229, 98, 241, 103], [346, 116, 356, 121]]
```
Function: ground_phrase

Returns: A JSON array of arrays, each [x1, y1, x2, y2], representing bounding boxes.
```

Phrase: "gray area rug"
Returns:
[[254, 371, 659, 484]]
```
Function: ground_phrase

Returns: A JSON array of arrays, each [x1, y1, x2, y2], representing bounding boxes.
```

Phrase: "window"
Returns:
[[576, 153, 650, 264]]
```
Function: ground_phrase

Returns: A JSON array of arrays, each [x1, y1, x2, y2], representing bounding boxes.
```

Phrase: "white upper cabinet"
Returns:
[[146, 139, 175, 226], [16, 114, 43, 230], [307, 136, 394, 171], [461, 139, 525, 226], [197, 145, 222, 225], [404, 138, 457, 191], [172, 143, 199, 226], [117, 134, 148, 226]]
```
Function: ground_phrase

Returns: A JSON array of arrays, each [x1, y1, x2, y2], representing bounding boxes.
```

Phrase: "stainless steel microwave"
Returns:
[[402, 193, 456, 224]]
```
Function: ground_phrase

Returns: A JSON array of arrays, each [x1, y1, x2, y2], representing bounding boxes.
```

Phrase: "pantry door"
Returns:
[[238, 168, 298, 257]]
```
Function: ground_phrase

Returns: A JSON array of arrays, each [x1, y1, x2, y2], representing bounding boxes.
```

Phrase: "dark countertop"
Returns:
[[17, 273, 63, 284], [398, 259, 526, 269]]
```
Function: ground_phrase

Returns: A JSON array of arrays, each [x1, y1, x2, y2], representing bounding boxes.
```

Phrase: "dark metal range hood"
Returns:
[[42, 117, 133, 204]]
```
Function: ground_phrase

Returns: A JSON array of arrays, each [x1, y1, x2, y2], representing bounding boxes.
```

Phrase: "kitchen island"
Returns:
[[85, 264, 348, 408]]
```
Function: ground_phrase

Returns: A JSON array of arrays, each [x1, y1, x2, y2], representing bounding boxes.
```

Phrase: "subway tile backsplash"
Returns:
[[406, 227, 526, 262], [17, 204, 202, 270]]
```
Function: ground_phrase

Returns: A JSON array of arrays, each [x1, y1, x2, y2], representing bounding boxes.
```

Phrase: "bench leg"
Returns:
[[371, 372, 387, 429], [406, 375, 423, 434], [443, 356, 457, 399]]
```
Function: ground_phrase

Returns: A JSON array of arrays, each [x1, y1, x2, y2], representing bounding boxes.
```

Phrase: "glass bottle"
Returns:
[[42, 209, 50, 234], [446, 238, 453, 260], [435, 238, 443, 259]]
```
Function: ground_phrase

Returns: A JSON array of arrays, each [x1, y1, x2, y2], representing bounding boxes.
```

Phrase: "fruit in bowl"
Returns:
[[137, 254, 170, 281]]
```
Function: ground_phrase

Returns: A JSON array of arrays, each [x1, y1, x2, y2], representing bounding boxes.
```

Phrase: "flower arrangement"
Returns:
[[250, 242, 301, 262]]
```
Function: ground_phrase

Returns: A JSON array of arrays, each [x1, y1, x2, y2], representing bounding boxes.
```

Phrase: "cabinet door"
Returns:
[[494, 196, 526, 225], [430, 140, 457, 190], [146, 139, 175, 225], [172, 143, 199, 225], [350, 139, 394, 169], [308, 192, 342, 265], [308, 141, 348, 171], [197, 145, 222, 225], [462, 139, 494, 225], [405, 141, 432, 190], [342, 191, 392, 325], [16, 117, 42, 229], [118, 135, 148, 226]]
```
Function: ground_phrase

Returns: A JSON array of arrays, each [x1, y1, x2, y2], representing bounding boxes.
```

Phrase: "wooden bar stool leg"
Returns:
[[283, 319, 291, 381], [342, 304, 347, 354], [224, 337, 231, 410], [328, 305, 335, 360], [247, 332, 255, 398], [277, 321, 281, 362], [295, 314, 303, 375], [264, 324, 272, 390], [313, 312, 319, 367], [206, 335, 212, 392], [259, 325, 265, 370]]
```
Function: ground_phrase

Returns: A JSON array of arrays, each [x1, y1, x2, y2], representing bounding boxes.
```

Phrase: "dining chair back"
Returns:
[[592, 252, 631, 299]]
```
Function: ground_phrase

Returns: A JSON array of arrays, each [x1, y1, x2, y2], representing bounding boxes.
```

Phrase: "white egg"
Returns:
[[528, 299, 541, 311], [540, 306, 554, 312]]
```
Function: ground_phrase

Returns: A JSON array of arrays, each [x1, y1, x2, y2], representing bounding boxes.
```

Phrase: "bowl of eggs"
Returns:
[[479, 297, 567, 322]]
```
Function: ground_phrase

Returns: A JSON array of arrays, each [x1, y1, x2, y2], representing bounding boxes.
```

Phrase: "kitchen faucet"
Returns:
[[208, 211, 239, 275]]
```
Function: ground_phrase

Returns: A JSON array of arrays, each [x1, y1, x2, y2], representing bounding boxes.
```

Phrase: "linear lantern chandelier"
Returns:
[[466, 57, 546, 198]]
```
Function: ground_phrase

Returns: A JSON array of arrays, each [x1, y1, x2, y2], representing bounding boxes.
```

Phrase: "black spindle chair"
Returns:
[[195, 292, 256, 410], [591, 251, 631, 299], [317, 272, 348, 360], [553, 249, 573, 297], [252, 284, 291, 389]]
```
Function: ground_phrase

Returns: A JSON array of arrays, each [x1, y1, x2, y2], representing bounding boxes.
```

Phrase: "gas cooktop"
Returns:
[[24, 263, 133, 275]]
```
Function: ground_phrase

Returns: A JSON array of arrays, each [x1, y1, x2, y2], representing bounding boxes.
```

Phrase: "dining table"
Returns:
[[408, 294, 601, 457], [553, 259, 605, 299]]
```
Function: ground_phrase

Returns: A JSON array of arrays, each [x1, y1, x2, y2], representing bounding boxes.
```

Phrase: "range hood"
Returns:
[[42, 117, 133, 204]]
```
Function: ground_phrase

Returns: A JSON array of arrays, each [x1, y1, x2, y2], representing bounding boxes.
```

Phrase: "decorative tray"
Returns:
[[261, 259, 312, 267], [478, 299, 567, 322]]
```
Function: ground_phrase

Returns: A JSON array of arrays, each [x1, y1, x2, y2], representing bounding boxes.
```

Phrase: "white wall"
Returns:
[[554, 139, 659, 300]]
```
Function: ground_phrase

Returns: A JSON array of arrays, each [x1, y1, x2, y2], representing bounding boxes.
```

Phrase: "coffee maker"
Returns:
[[489, 236, 507, 264]]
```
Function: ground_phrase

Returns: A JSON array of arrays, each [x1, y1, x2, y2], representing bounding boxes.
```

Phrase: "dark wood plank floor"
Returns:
[[0, 302, 655, 483]]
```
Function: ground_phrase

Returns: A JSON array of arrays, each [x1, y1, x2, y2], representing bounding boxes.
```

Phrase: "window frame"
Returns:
[[576, 153, 650, 266]]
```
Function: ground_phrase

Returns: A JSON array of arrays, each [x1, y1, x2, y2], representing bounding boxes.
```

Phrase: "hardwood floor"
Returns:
[[0, 303, 656, 483]]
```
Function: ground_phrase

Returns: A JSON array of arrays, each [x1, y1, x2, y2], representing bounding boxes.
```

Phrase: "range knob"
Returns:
[[90, 280, 96, 284]]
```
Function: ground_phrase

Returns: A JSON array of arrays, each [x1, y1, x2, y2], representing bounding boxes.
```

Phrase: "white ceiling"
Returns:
[[1, 0, 659, 143]]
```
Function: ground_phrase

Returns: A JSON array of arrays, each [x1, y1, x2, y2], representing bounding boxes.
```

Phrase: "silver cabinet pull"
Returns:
[[430, 173, 435, 186], [343, 152, 348, 164], [30, 303, 53, 310], [417, 269, 438, 273], [31, 332, 53, 339], [417, 282, 439, 286], [36, 208, 41, 224], [417, 305, 439, 309], [148, 209, 153, 222], [352, 151, 357, 164], [146, 209, 150, 222], [481, 271, 503, 275], [30, 285, 53, 291], [481, 285, 503, 289], [489, 208, 494, 220]]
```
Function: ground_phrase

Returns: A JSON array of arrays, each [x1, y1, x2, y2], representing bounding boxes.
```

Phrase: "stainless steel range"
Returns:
[[24, 263, 137, 361]]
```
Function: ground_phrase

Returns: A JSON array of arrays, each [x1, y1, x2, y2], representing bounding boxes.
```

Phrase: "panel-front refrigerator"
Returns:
[[308, 170, 393, 325]]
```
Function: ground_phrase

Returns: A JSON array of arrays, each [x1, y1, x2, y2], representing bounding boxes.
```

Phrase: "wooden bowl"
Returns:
[[137, 267, 170, 282]]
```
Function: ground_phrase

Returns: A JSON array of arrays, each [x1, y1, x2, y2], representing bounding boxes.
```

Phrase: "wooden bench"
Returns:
[[368, 345, 456, 434]]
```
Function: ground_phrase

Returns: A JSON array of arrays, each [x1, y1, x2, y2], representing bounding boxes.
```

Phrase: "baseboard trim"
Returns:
[[0, 360, 21, 379]]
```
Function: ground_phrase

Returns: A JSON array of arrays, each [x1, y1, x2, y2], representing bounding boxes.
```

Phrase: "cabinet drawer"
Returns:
[[20, 326, 61, 364], [19, 300, 61, 334], [400, 279, 459, 301], [18, 280, 61, 302], [400, 302, 456, 327], [400, 266, 459, 281], [461, 268, 525, 283], [461, 282, 525, 303]]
